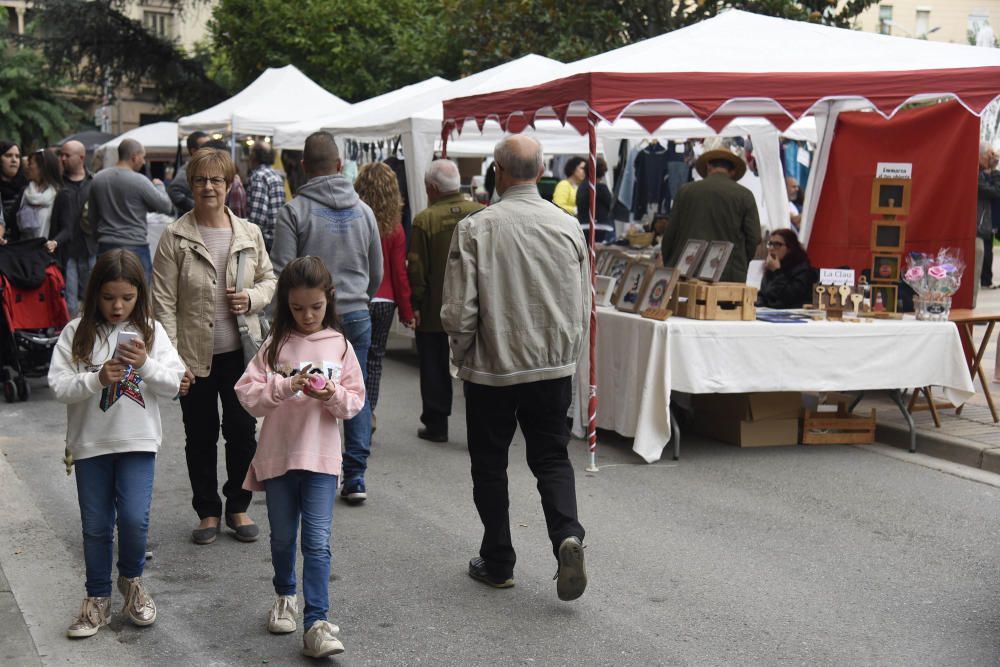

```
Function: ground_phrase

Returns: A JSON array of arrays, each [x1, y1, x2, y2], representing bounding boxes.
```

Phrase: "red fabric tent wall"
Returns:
[[807, 101, 979, 309]]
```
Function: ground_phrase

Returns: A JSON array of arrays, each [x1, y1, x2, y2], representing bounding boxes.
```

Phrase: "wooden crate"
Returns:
[[673, 280, 757, 321], [801, 405, 876, 445]]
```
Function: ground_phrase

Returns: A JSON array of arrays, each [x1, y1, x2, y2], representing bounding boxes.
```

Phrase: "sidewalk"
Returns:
[[866, 281, 1000, 472], [0, 562, 41, 666]]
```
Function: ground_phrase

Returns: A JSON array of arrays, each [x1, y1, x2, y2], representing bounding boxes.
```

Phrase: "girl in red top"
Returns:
[[354, 163, 415, 431]]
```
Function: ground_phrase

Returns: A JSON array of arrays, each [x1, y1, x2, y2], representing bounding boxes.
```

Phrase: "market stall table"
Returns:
[[572, 308, 976, 462]]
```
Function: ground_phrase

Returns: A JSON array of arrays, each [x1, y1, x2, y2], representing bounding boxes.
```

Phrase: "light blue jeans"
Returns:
[[64, 255, 96, 316], [74, 452, 155, 598], [264, 470, 338, 629], [340, 309, 371, 482]]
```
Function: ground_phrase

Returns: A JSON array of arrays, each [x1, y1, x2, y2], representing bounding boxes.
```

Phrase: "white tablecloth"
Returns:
[[572, 308, 976, 463]]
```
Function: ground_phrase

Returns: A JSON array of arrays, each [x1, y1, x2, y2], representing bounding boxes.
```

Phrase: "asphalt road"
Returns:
[[1, 337, 1000, 666]]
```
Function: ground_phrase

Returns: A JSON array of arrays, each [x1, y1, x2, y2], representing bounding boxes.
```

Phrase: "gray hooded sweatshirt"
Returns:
[[271, 174, 383, 315]]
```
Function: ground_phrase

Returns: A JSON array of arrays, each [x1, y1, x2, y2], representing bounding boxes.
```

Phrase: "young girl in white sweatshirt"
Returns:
[[48, 249, 184, 639]]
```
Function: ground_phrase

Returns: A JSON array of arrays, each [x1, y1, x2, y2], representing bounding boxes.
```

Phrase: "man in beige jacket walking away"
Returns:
[[442, 135, 590, 601]]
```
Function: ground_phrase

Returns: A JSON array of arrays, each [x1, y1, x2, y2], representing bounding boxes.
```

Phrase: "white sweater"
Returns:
[[48, 319, 185, 460]]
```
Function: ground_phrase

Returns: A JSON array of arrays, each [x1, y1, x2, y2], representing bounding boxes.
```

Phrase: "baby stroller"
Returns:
[[0, 238, 70, 402]]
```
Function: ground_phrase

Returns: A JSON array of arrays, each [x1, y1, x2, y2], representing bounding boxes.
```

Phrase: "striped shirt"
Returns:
[[198, 225, 242, 355]]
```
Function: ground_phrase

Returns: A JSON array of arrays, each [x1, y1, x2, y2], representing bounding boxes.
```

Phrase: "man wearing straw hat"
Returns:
[[661, 140, 760, 283]]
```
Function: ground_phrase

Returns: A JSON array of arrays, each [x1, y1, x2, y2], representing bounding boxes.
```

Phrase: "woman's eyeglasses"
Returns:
[[192, 176, 226, 187]]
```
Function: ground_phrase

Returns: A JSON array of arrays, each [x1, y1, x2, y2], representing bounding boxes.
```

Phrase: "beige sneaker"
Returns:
[[117, 575, 157, 626], [268, 595, 297, 634], [302, 620, 344, 658], [66, 597, 111, 638]]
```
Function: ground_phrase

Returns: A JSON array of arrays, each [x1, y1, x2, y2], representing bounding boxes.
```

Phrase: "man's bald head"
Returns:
[[493, 135, 544, 195], [59, 140, 87, 179], [303, 131, 341, 178]]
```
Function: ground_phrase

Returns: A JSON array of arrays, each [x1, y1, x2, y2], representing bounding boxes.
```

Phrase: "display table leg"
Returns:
[[956, 322, 999, 422], [889, 389, 917, 453], [849, 391, 864, 413], [670, 405, 681, 461]]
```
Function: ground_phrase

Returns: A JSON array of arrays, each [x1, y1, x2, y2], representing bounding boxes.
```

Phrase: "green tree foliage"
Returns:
[[0, 36, 84, 148], [25, 0, 226, 116], [209, 0, 457, 103]]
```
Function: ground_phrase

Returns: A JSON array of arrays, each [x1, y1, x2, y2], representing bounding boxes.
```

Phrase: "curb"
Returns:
[[876, 422, 1000, 472], [0, 561, 41, 666]]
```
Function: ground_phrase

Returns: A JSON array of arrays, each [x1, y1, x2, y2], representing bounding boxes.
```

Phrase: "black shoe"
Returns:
[[418, 427, 448, 443], [225, 514, 260, 542], [468, 557, 513, 588], [191, 522, 220, 545], [555, 537, 587, 601]]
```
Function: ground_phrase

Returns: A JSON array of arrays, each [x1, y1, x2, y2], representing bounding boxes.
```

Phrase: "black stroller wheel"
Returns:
[[14, 376, 29, 401], [3, 380, 17, 403]]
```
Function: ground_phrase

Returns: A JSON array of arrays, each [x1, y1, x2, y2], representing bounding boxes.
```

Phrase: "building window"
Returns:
[[879, 5, 893, 35], [143, 10, 172, 39], [915, 9, 929, 37]]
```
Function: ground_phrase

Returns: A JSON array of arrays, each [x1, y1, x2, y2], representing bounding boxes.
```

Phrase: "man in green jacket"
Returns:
[[407, 160, 483, 442], [661, 145, 761, 283]]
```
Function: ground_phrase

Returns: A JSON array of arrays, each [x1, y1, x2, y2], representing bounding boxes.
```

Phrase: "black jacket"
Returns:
[[757, 258, 815, 309], [49, 173, 95, 264]]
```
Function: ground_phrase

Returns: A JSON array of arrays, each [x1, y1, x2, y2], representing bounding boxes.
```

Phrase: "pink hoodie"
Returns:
[[235, 328, 365, 491]]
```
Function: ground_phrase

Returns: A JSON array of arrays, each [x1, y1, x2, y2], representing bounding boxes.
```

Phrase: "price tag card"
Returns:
[[819, 268, 855, 285], [876, 162, 912, 179]]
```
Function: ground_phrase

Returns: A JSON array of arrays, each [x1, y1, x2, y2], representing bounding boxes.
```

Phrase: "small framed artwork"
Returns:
[[675, 239, 709, 279], [871, 254, 901, 282], [695, 240, 735, 283], [870, 284, 898, 313], [870, 178, 911, 216], [595, 247, 614, 275], [871, 219, 906, 253], [595, 275, 617, 306], [605, 253, 631, 282], [614, 262, 653, 313], [637, 266, 679, 311]]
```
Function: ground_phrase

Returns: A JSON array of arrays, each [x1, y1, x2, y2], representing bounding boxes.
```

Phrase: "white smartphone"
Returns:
[[115, 331, 139, 359]]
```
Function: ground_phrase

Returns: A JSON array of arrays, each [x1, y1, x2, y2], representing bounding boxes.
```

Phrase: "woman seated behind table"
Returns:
[[756, 228, 815, 309]]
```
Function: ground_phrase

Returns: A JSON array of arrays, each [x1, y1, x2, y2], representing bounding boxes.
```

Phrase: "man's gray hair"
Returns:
[[118, 138, 143, 162], [425, 159, 460, 194], [981, 140, 993, 158], [494, 136, 544, 180]]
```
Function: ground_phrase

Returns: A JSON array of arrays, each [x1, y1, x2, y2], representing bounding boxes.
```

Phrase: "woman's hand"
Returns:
[[765, 253, 781, 272], [305, 379, 336, 401], [401, 318, 416, 329], [45, 240, 57, 253], [179, 366, 195, 397], [99, 359, 127, 386], [117, 338, 148, 369], [226, 288, 250, 315]]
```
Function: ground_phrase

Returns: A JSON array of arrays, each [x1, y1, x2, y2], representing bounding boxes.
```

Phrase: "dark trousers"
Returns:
[[179, 349, 257, 519], [464, 376, 585, 579], [981, 231, 994, 286], [415, 330, 452, 433], [366, 301, 397, 410]]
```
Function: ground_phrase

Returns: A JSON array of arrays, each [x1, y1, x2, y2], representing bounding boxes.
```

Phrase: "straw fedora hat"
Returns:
[[695, 139, 747, 180]]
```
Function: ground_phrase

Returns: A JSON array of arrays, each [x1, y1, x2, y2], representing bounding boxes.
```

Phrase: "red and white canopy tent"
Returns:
[[440, 10, 1000, 469]]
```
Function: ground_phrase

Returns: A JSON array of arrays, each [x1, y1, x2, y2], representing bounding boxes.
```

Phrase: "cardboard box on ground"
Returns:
[[691, 392, 801, 447]]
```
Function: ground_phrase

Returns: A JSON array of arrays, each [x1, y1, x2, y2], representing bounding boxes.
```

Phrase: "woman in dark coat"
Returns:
[[757, 228, 814, 308]]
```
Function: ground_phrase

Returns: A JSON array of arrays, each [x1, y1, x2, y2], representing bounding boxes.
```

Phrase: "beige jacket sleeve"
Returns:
[[244, 225, 276, 313], [440, 219, 478, 366], [151, 232, 179, 346]]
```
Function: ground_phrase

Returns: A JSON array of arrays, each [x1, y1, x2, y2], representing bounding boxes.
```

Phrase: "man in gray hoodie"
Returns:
[[271, 131, 383, 505]]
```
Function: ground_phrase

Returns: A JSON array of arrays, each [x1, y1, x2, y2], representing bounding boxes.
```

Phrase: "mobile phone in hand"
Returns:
[[115, 331, 139, 359]]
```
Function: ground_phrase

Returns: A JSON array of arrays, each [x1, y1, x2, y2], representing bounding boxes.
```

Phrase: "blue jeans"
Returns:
[[64, 255, 96, 316], [264, 470, 338, 629], [98, 243, 152, 284], [340, 309, 372, 481], [74, 452, 155, 598]]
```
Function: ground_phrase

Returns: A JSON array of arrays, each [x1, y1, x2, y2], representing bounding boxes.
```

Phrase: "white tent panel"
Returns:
[[97, 121, 179, 169]]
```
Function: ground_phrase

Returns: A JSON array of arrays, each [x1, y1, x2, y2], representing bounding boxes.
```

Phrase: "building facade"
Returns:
[[849, 1, 1000, 45]]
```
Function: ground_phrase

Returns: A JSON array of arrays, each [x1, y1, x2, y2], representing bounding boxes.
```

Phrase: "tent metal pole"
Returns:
[[586, 116, 599, 473]]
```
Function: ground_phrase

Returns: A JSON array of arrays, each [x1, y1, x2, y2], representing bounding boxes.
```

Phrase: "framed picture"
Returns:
[[695, 240, 735, 283], [675, 239, 709, 279], [605, 253, 631, 282], [595, 247, 614, 275], [870, 284, 898, 313], [637, 266, 679, 311], [871, 254, 901, 282], [871, 219, 906, 253], [614, 262, 653, 313], [870, 178, 911, 216], [595, 275, 617, 306]]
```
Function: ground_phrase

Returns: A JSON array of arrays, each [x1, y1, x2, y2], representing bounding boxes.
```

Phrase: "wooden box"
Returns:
[[801, 405, 876, 445], [673, 280, 757, 321]]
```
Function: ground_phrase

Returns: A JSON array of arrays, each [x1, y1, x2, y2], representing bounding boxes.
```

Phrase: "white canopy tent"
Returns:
[[97, 121, 179, 169], [178, 65, 350, 137]]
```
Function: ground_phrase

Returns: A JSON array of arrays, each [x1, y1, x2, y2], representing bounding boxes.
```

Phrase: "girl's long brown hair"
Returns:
[[354, 162, 401, 238], [264, 256, 339, 371], [72, 250, 155, 365]]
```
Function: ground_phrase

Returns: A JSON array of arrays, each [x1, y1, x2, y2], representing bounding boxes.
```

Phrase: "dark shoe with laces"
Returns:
[[555, 537, 587, 601], [341, 478, 367, 505], [417, 427, 448, 443], [467, 557, 514, 588]]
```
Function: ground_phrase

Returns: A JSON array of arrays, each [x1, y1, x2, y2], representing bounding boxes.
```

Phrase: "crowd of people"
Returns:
[[11, 132, 589, 660]]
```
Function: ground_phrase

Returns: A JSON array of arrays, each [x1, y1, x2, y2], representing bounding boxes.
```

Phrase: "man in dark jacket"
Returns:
[[50, 140, 94, 315], [978, 141, 1000, 292], [167, 131, 208, 216], [661, 145, 761, 283]]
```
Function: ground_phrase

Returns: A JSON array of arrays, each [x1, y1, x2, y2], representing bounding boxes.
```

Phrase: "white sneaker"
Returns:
[[66, 597, 111, 638], [302, 620, 344, 658], [268, 595, 297, 634]]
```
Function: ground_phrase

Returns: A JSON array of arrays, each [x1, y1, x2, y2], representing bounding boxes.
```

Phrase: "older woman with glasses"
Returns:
[[153, 148, 276, 545], [756, 228, 815, 309]]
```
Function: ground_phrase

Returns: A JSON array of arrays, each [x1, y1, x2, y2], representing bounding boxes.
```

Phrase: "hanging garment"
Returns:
[[633, 143, 671, 216]]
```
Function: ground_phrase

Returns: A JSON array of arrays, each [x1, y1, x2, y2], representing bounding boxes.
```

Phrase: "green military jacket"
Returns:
[[661, 172, 761, 283], [408, 193, 484, 332]]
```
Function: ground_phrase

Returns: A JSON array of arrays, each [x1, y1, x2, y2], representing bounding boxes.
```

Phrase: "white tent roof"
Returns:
[[97, 121, 179, 168], [272, 76, 452, 149], [566, 9, 1000, 75], [178, 65, 349, 135]]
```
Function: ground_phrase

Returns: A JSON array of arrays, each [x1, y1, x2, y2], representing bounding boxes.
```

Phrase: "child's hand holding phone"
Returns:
[[304, 374, 335, 402], [116, 331, 147, 369], [289, 364, 313, 394], [99, 359, 127, 386]]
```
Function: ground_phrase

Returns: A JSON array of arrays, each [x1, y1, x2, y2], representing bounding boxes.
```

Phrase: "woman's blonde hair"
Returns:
[[354, 162, 401, 237], [187, 147, 236, 189]]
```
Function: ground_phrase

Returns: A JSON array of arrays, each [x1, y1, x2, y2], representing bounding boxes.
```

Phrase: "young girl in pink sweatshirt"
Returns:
[[235, 256, 365, 659]]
